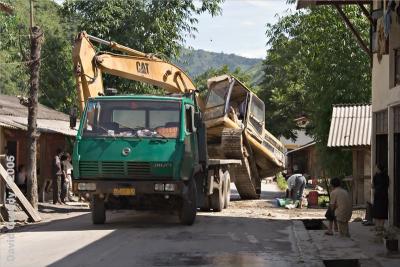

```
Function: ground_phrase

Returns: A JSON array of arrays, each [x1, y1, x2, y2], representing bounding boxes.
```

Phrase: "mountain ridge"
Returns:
[[173, 48, 264, 84]]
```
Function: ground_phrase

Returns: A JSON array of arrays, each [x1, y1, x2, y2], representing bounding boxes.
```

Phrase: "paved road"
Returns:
[[0, 183, 318, 267]]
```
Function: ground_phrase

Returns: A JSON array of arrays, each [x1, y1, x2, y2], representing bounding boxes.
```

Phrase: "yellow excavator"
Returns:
[[71, 32, 285, 224], [73, 31, 204, 112], [204, 75, 285, 198]]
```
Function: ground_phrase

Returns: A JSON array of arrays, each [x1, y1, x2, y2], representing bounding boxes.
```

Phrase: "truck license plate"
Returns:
[[113, 188, 135, 196]]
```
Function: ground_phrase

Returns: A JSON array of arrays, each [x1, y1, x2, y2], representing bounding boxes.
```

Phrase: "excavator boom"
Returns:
[[72, 32, 197, 112]]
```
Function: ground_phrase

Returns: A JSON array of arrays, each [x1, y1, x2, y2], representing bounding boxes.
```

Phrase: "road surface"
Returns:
[[0, 183, 323, 267]]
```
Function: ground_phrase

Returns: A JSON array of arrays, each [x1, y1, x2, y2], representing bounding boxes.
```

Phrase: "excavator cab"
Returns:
[[204, 75, 265, 139]]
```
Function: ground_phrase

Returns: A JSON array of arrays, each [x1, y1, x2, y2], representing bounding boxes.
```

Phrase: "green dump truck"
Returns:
[[72, 93, 239, 225]]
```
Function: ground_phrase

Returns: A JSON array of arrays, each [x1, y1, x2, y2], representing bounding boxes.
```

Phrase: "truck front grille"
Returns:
[[79, 161, 99, 176], [127, 162, 151, 178], [79, 161, 151, 178]]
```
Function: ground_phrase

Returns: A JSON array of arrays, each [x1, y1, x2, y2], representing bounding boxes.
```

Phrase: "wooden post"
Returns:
[[0, 164, 41, 222], [26, 0, 43, 210]]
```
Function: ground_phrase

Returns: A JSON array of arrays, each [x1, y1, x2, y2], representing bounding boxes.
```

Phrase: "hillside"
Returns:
[[174, 49, 264, 84]]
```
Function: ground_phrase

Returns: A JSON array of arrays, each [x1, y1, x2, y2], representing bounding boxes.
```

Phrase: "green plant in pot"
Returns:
[[383, 227, 399, 253]]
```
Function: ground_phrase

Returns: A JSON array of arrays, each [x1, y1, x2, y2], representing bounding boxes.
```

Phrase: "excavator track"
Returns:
[[221, 128, 260, 199]]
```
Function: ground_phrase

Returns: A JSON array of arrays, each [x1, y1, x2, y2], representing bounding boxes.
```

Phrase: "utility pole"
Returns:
[[26, 0, 43, 210]]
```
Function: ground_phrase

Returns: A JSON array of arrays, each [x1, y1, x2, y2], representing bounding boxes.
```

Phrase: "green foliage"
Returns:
[[260, 6, 371, 176], [0, 0, 223, 112], [61, 0, 223, 94], [318, 195, 330, 207], [0, 0, 76, 112], [175, 48, 262, 78], [276, 172, 287, 191], [193, 65, 257, 96]]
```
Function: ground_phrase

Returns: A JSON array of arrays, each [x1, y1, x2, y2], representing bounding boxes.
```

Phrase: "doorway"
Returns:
[[376, 134, 388, 168], [394, 133, 400, 227]]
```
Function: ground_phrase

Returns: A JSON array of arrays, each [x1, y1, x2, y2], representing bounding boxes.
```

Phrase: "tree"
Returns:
[[62, 0, 223, 95], [260, 6, 371, 176], [0, 0, 76, 112]]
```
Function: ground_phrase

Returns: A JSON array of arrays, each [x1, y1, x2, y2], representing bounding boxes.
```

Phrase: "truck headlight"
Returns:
[[164, 183, 176, 192], [77, 182, 96, 191], [154, 183, 165, 192]]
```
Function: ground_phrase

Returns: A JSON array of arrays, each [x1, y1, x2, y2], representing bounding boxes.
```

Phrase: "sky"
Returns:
[[54, 0, 294, 59], [187, 0, 295, 59]]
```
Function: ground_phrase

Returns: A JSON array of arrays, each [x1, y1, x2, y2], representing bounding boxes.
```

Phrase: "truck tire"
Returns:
[[211, 185, 224, 212], [179, 179, 197, 225], [255, 178, 262, 196], [223, 172, 231, 209], [92, 195, 106, 224], [200, 196, 211, 212]]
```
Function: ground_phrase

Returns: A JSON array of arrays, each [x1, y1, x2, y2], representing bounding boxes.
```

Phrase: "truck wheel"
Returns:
[[223, 172, 231, 209], [92, 195, 106, 224], [211, 185, 224, 212], [200, 196, 211, 212], [179, 179, 197, 225], [255, 178, 261, 198]]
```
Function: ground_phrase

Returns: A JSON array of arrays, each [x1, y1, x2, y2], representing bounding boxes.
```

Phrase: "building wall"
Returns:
[[372, 0, 400, 227], [364, 149, 372, 203], [371, 5, 400, 112], [352, 148, 372, 206], [38, 133, 68, 201], [287, 145, 324, 178], [0, 127, 69, 202]]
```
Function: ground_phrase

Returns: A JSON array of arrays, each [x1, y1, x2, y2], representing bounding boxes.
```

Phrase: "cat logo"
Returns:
[[136, 62, 149, 75]]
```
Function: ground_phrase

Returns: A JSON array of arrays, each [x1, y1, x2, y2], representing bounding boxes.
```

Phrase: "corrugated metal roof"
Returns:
[[328, 104, 371, 147], [286, 141, 316, 155], [0, 115, 76, 137], [280, 130, 314, 148], [0, 94, 69, 121]]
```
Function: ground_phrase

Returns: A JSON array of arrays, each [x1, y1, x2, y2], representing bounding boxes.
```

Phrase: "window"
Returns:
[[206, 83, 230, 109], [83, 100, 181, 138], [249, 96, 265, 135], [395, 48, 400, 86]]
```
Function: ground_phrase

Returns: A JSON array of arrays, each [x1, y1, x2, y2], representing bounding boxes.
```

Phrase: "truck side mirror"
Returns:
[[70, 107, 77, 129]]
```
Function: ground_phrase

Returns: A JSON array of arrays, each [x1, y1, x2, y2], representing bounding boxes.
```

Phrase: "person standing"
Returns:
[[52, 148, 63, 204], [16, 165, 27, 195], [372, 164, 389, 233], [329, 177, 352, 237], [61, 153, 73, 202], [286, 172, 307, 208]]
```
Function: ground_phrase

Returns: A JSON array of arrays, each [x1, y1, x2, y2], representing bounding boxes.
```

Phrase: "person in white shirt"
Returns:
[[286, 172, 307, 208]]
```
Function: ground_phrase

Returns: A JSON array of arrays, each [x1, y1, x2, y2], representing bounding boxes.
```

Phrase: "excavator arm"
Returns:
[[72, 32, 199, 112]]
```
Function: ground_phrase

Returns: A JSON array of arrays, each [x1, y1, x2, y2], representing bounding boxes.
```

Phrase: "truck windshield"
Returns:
[[83, 100, 181, 138]]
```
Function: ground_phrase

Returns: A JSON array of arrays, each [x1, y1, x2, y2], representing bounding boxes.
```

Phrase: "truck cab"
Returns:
[[73, 94, 202, 225]]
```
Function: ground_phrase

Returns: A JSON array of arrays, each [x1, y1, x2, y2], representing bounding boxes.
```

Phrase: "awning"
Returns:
[[327, 104, 371, 147], [286, 141, 316, 155]]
